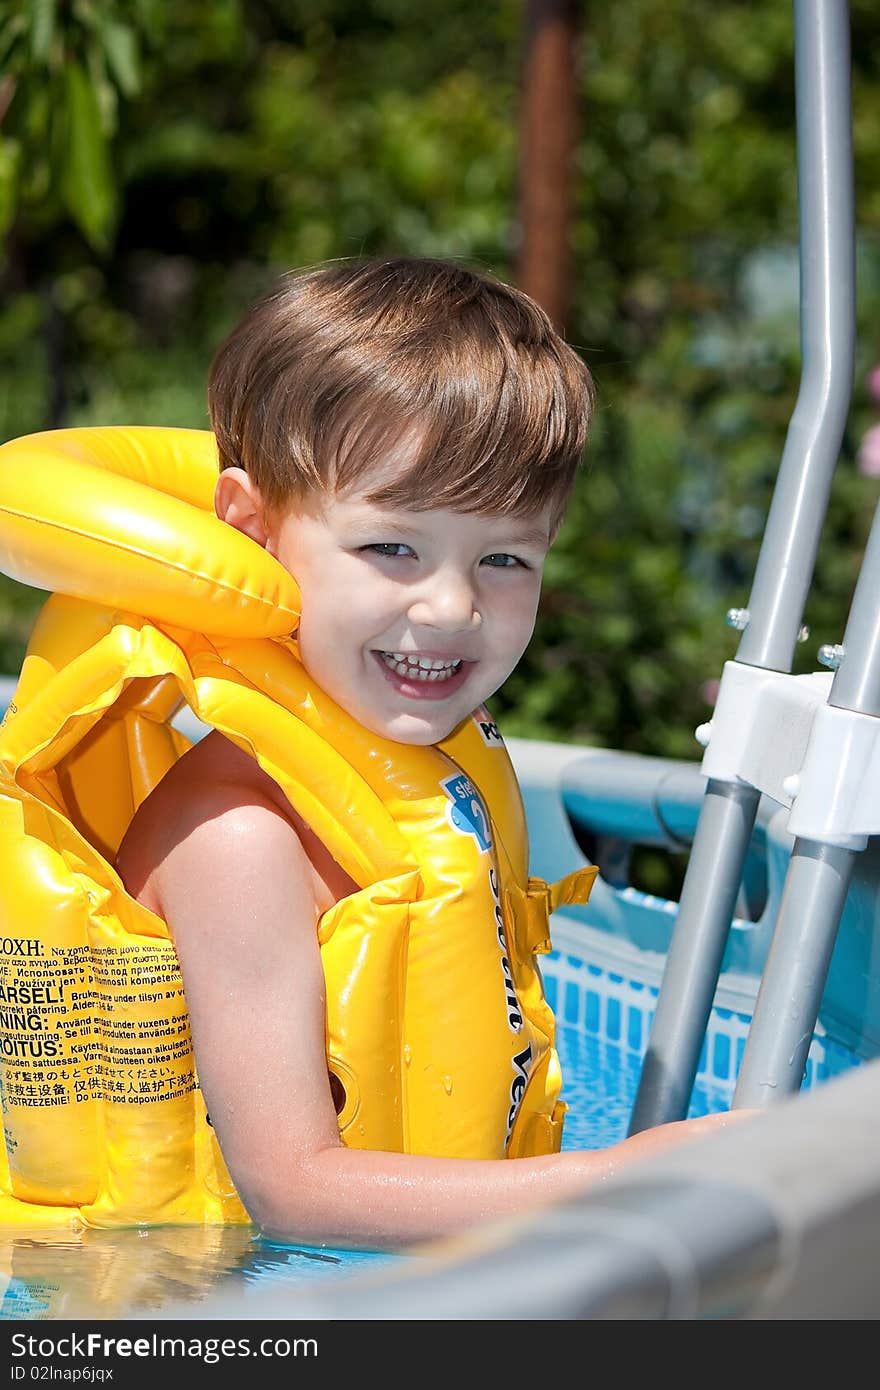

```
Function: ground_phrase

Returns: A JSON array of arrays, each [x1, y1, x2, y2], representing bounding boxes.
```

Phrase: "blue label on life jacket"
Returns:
[[441, 773, 493, 854]]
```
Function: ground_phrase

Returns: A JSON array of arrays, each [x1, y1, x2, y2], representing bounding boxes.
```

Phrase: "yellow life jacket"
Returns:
[[0, 426, 596, 1229]]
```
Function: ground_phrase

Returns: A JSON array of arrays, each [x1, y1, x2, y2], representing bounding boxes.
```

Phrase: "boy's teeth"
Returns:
[[381, 652, 463, 682]]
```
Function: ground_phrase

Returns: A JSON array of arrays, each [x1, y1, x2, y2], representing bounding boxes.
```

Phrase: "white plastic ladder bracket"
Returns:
[[695, 659, 877, 850]]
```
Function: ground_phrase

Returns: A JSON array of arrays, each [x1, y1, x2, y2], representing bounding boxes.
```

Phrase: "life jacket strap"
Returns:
[[507, 865, 598, 956]]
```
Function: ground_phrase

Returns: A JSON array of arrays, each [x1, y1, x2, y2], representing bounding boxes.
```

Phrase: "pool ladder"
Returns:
[[629, 0, 880, 1130]]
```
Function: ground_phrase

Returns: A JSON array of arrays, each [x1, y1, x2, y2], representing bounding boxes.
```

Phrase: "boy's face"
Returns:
[[260, 458, 554, 746]]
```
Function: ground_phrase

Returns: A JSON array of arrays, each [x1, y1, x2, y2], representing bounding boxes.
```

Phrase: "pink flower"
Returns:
[[700, 679, 720, 706], [867, 364, 880, 404], [857, 422, 880, 477]]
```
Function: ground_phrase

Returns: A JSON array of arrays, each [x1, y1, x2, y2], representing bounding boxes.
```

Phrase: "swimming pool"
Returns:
[[546, 921, 860, 1152], [0, 899, 862, 1323], [0, 686, 872, 1321]]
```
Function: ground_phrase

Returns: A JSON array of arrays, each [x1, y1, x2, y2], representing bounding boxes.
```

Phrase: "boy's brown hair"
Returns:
[[208, 257, 595, 530]]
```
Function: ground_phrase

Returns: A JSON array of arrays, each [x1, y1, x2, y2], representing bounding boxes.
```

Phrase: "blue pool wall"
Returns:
[[507, 735, 880, 1071]]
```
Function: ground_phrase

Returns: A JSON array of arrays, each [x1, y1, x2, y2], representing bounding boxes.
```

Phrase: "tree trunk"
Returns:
[[516, 0, 581, 332]]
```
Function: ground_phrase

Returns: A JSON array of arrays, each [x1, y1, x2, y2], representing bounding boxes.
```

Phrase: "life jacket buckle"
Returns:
[[510, 864, 599, 956]]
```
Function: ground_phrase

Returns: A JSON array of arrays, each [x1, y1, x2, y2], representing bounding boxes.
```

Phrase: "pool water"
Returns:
[[551, 964, 732, 1149], [0, 931, 861, 1322], [548, 939, 859, 1150], [555, 1020, 731, 1150]]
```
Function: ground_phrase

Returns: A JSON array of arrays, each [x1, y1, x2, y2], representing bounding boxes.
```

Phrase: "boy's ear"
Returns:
[[214, 468, 270, 547]]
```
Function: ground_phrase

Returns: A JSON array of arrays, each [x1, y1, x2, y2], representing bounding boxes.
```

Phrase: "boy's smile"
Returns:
[[374, 650, 472, 698], [248, 465, 553, 746]]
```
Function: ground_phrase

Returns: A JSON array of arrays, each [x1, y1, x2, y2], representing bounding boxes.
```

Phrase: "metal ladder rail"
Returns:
[[629, 0, 855, 1133], [733, 491, 880, 1104]]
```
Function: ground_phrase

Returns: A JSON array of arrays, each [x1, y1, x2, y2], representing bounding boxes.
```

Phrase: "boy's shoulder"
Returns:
[[116, 730, 358, 917], [146, 730, 287, 823], [115, 731, 295, 910]]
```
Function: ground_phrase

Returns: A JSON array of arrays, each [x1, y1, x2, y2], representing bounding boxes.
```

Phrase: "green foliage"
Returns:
[[1, 1, 162, 252], [1, 0, 879, 763]]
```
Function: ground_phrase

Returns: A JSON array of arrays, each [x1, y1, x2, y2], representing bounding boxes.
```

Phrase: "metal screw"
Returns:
[[725, 607, 750, 631], [817, 643, 845, 670]]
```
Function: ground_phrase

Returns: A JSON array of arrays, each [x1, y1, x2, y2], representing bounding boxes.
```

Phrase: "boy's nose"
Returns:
[[406, 572, 482, 633]]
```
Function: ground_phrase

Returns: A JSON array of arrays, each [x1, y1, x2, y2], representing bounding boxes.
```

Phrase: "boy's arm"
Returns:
[[147, 783, 749, 1251]]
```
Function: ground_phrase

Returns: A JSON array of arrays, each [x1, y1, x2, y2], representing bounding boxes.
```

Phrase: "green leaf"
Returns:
[[101, 19, 140, 98], [27, 0, 56, 64], [60, 60, 117, 253], [129, 0, 165, 45], [0, 15, 27, 73], [71, 0, 99, 33], [0, 137, 22, 242]]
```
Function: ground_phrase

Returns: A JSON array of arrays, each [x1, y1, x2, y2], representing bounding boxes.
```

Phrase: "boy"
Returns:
[[115, 257, 744, 1249]]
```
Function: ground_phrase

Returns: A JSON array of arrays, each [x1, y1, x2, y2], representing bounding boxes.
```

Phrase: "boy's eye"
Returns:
[[482, 552, 527, 569], [363, 542, 415, 558]]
